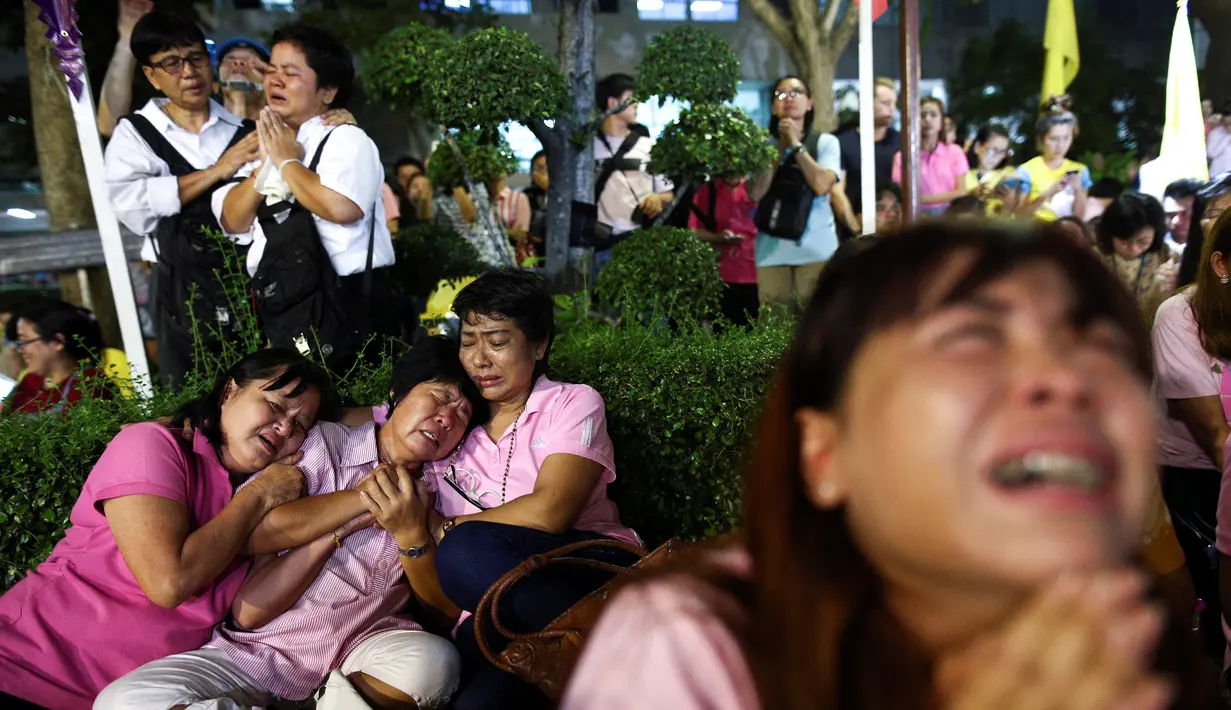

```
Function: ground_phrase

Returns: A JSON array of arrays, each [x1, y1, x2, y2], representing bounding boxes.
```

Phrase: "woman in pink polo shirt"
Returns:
[[891, 97, 971, 215], [0, 348, 337, 709], [562, 225, 1218, 710]]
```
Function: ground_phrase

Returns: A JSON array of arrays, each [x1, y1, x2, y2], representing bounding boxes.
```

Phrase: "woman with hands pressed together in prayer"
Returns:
[[0, 349, 335, 710], [563, 225, 1219, 710]]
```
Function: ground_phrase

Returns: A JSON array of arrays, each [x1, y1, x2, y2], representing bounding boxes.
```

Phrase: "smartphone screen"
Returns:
[[0, 374, 14, 402]]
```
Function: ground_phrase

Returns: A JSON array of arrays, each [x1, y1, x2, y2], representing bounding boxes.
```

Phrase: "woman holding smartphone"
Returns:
[[964, 123, 1020, 217], [1015, 96, 1092, 222]]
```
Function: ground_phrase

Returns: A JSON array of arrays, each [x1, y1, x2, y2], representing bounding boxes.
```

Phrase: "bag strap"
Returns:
[[472, 538, 650, 670], [594, 133, 642, 206], [688, 182, 720, 234], [308, 128, 336, 172], [362, 198, 376, 298], [121, 113, 196, 177]]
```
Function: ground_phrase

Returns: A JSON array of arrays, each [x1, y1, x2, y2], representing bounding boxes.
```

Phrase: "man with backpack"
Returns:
[[213, 25, 395, 372], [104, 11, 260, 389], [592, 73, 674, 270]]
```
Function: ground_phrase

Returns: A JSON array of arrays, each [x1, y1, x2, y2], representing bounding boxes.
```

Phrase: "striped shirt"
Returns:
[[494, 186, 531, 233], [208, 421, 420, 701]]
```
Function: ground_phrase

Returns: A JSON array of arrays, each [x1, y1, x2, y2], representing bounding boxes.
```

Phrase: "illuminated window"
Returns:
[[422, 0, 532, 13], [637, 0, 735, 21]]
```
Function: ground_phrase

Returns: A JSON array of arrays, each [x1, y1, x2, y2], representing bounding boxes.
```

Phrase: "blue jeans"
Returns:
[[436, 522, 639, 710]]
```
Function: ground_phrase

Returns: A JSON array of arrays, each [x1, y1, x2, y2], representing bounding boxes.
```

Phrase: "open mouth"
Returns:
[[268, 92, 287, 105], [477, 376, 502, 389], [258, 434, 278, 456], [988, 448, 1117, 509]]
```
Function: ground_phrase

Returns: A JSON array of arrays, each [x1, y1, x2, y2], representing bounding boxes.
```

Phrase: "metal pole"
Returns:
[[899, 0, 921, 222], [70, 72, 153, 397], [858, 0, 875, 235]]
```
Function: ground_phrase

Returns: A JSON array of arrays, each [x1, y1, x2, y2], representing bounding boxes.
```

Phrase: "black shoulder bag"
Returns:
[[753, 131, 823, 242]]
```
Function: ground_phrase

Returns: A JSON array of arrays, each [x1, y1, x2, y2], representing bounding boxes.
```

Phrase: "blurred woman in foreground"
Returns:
[[563, 223, 1217, 709]]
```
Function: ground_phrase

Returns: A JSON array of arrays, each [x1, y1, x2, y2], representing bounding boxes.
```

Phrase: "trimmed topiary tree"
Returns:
[[650, 104, 776, 185], [596, 226, 723, 324], [636, 25, 740, 106], [423, 27, 569, 142], [361, 23, 455, 117], [389, 222, 487, 302]]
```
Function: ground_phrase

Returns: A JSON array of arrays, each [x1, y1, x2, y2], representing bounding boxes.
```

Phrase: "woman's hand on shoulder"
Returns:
[[239, 451, 307, 512], [937, 568, 1171, 710]]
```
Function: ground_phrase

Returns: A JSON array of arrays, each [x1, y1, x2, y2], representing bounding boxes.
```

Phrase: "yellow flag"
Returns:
[[1042, 0, 1080, 100], [1156, 0, 1209, 184]]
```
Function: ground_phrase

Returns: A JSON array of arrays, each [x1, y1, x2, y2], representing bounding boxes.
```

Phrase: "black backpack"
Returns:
[[754, 131, 823, 242], [120, 113, 254, 349], [250, 129, 376, 368]]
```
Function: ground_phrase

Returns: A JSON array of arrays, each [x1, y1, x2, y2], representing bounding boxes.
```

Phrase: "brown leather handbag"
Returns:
[[473, 538, 682, 701]]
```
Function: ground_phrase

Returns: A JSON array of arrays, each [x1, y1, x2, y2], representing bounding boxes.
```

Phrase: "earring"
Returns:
[[816, 481, 838, 506], [1222, 275, 1230, 285]]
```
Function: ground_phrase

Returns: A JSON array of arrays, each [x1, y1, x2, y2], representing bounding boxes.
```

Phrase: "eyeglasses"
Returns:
[[9, 337, 42, 350], [441, 465, 503, 511], [148, 51, 211, 75], [532, 164, 548, 174], [774, 90, 807, 101]]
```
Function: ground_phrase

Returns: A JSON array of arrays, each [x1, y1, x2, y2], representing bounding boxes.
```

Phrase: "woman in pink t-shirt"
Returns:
[[0, 349, 337, 709], [891, 97, 971, 214], [690, 177, 759, 328], [562, 224, 1218, 710], [1154, 211, 1231, 660]]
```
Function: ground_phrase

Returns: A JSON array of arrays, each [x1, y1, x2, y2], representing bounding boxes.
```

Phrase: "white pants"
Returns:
[[94, 630, 460, 710]]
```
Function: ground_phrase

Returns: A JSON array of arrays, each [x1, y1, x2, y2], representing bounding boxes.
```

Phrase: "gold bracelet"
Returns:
[[331, 532, 342, 549]]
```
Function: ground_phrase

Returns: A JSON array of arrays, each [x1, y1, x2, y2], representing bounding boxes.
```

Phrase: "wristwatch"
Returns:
[[399, 538, 434, 559]]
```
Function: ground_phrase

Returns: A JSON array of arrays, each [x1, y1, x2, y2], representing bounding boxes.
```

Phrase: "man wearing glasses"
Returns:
[[104, 11, 260, 388]]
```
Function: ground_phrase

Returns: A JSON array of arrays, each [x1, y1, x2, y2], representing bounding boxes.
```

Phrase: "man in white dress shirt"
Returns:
[[103, 11, 259, 388], [214, 25, 395, 370]]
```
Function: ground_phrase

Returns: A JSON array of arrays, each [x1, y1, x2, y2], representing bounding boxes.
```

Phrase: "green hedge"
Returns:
[[0, 235, 792, 586], [550, 316, 792, 545]]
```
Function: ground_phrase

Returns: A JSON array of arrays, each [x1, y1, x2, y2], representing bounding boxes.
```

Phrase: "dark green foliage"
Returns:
[[423, 27, 569, 138], [636, 26, 739, 106], [650, 104, 776, 184], [596, 227, 724, 324], [426, 132, 519, 191], [389, 223, 488, 301], [361, 23, 455, 116], [550, 317, 793, 544]]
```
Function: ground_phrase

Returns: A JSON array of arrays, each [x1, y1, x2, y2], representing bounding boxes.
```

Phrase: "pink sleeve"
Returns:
[[1220, 433, 1231, 554], [382, 183, 400, 221], [514, 192, 531, 233], [236, 425, 332, 496], [891, 151, 902, 183], [560, 581, 756, 710], [1153, 299, 1218, 400], [372, 404, 390, 426], [687, 184, 709, 231], [89, 424, 191, 509], [545, 385, 616, 483]]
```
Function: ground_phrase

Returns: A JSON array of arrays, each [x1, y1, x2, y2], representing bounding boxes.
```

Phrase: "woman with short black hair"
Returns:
[[1094, 192, 1176, 322]]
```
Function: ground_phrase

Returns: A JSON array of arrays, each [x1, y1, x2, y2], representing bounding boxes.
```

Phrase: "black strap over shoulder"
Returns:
[[595, 132, 642, 203], [689, 181, 720, 234], [121, 114, 256, 178]]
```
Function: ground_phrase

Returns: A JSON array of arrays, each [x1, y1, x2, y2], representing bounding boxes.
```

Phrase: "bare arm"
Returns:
[[793, 150, 837, 197], [449, 454, 605, 536], [177, 165, 228, 206], [1072, 184, 1089, 221], [831, 171, 861, 233], [104, 485, 282, 609], [747, 161, 776, 202], [281, 161, 364, 225], [97, 40, 136, 138], [245, 489, 368, 555], [220, 171, 265, 235], [1167, 395, 1231, 466], [231, 538, 335, 630]]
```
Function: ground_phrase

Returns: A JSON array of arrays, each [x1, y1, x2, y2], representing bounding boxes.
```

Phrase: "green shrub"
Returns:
[[390, 223, 487, 302], [650, 104, 776, 185], [426, 132, 518, 191], [550, 317, 792, 544], [424, 27, 569, 140], [361, 23, 455, 116], [596, 226, 724, 324], [636, 26, 740, 106]]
